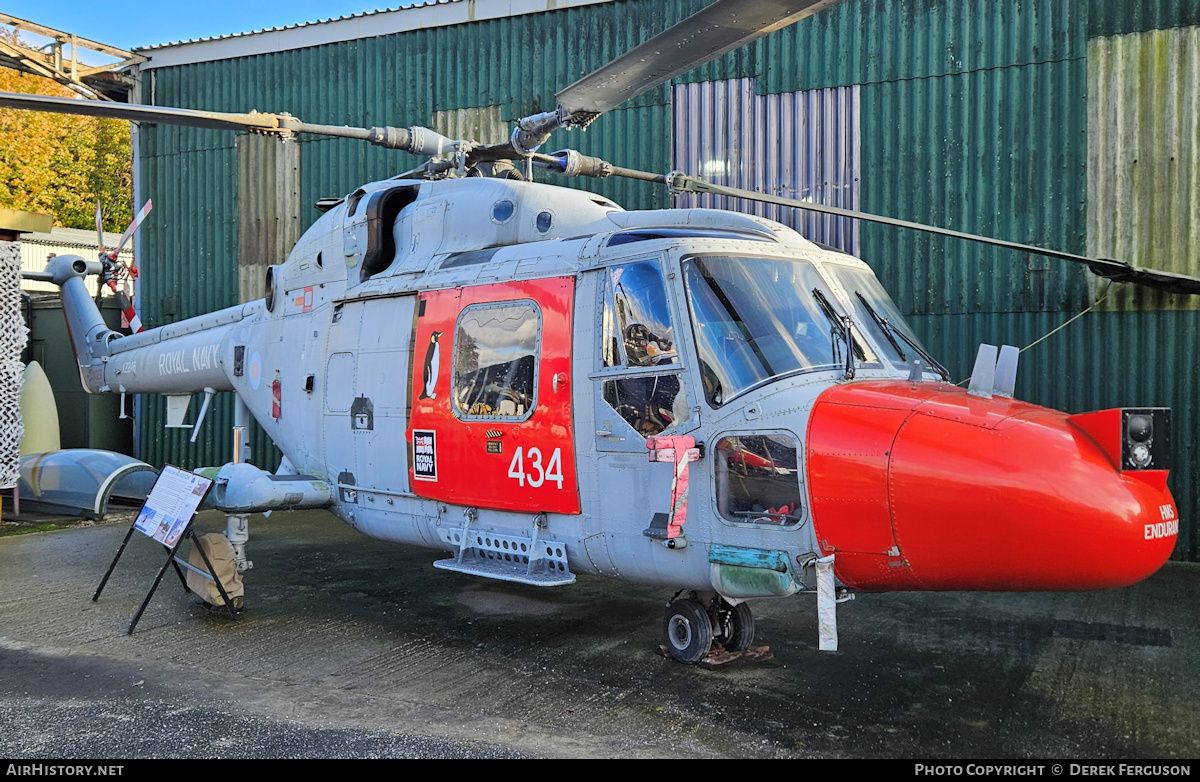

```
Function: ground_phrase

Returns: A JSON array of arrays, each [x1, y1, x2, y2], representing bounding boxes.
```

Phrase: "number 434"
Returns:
[[507, 446, 564, 489]]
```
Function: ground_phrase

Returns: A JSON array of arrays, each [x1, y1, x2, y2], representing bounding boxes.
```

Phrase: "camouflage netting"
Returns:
[[0, 241, 26, 489]]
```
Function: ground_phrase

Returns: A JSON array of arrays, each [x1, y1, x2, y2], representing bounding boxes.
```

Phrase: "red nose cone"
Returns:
[[807, 382, 1176, 592]]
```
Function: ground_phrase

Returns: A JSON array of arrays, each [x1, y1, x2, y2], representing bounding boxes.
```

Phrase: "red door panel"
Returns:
[[408, 277, 580, 514]]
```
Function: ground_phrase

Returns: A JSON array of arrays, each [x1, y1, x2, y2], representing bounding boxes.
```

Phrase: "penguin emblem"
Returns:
[[420, 331, 443, 400]]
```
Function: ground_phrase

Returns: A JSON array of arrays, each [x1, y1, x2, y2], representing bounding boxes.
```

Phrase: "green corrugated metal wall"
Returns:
[[137, 0, 1200, 559]]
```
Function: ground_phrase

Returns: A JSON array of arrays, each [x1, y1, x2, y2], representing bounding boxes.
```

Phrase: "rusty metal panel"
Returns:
[[1087, 26, 1200, 311], [671, 78, 861, 255], [432, 106, 507, 146], [236, 134, 300, 303]]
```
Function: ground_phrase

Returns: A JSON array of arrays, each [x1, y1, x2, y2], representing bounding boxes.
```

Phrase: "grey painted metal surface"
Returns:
[[46, 174, 954, 620], [47, 254, 249, 396]]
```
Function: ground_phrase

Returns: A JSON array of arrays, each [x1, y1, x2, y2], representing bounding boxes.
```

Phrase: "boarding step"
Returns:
[[433, 527, 575, 587]]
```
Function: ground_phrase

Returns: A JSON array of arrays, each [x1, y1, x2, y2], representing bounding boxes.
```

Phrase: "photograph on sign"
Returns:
[[133, 465, 213, 547]]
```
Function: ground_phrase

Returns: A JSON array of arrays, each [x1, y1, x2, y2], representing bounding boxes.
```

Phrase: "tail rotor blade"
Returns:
[[95, 201, 104, 253], [113, 199, 152, 257]]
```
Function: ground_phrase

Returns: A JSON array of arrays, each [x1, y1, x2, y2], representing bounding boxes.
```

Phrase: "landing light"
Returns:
[[1123, 409, 1169, 471], [1067, 407, 1171, 472]]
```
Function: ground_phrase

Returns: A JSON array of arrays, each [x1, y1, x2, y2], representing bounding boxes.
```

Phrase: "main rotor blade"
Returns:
[[0, 91, 462, 153], [670, 174, 1200, 295], [0, 91, 284, 131], [556, 0, 844, 122]]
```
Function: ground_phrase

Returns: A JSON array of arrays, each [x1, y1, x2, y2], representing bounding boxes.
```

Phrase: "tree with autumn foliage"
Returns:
[[0, 32, 132, 232]]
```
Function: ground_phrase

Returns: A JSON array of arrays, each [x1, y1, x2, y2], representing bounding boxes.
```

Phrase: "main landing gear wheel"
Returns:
[[662, 597, 713, 664], [714, 601, 755, 652]]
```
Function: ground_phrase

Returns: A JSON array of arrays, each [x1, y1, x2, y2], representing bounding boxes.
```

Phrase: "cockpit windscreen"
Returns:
[[682, 255, 873, 406]]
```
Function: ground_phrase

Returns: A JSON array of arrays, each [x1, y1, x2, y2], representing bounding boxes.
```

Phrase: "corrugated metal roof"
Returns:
[[22, 227, 125, 250], [138, 5, 414, 50], [135, 0, 614, 68]]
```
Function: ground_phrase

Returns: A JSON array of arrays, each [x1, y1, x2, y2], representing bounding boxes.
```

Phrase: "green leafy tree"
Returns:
[[0, 31, 132, 231]]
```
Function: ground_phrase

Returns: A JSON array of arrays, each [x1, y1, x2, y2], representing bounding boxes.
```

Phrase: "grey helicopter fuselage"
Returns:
[[46, 174, 1183, 662], [53, 175, 930, 597]]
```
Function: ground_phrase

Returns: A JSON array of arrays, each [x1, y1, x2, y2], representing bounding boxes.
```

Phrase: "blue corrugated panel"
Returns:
[[672, 79, 861, 255]]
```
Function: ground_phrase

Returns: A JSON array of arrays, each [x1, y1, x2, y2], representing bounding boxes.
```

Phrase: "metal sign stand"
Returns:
[[92, 465, 239, 634]]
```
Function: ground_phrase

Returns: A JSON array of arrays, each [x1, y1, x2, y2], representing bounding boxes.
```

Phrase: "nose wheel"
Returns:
[[662, 596, 712, 664], [661, 594, 756, 664]]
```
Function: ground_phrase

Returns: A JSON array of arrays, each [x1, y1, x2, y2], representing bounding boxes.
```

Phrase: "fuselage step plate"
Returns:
[[433, 557, 576, 587]]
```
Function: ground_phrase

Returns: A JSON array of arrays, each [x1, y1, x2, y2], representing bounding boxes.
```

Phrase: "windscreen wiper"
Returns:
[[812, 289, 866, 359], [812, 288, 864, 379], [854, 292, 950, 381]]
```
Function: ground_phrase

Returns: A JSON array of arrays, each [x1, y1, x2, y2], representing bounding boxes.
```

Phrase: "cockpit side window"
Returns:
[[601, 260, 679, 369], [598, 259, 689, 438], [714, 433, 804, 527]]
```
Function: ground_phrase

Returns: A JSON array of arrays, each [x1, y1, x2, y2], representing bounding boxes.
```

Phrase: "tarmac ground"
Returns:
[[0, 508, 1197, 759]]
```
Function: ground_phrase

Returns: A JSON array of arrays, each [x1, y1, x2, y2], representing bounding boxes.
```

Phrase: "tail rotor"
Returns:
[[96, 199, 152, 334]]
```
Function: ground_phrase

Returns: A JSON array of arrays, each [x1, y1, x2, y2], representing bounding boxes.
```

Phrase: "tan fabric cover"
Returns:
[[187, 533, 245, 605]]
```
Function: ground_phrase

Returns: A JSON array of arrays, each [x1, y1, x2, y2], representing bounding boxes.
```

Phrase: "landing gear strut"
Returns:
[[712, 597, 755, 652], [661, 592, 756, 664]]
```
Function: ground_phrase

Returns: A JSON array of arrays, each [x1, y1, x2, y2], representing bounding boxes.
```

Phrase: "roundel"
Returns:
[[248, 351, 263, 390]]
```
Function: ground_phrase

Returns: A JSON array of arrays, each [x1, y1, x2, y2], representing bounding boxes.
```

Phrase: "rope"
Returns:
[[955, 283, 1113, 387], [1020, 283, 1112, 355]]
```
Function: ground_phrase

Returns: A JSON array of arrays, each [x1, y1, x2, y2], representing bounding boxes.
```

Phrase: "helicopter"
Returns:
[[6, 0, 1185, 664]]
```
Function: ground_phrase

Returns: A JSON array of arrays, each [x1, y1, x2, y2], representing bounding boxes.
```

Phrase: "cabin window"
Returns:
[[491, 200, 516, 224], [598, 259, 690, 438], [714, 433, 804, 527], [452, 300, 541, 421]]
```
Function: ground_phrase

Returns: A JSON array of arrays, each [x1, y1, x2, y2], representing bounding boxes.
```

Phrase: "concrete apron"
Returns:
[[0, 508, 1197, 759]]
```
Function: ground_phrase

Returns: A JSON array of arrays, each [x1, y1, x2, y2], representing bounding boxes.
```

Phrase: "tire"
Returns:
[[724, 602, 755, 652], [662, 598, 713, 664]]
